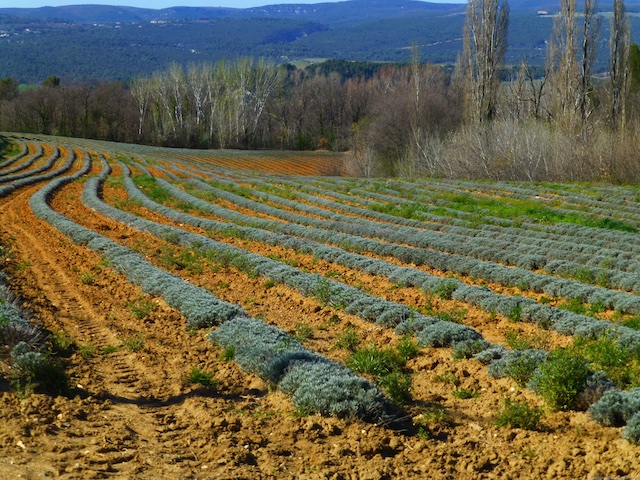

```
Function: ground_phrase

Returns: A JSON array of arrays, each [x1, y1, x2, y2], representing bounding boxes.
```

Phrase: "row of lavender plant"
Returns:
[[248, 174, 640, 274], [0, 143, 45, 178], [285, 174, 640, 256], [0, 140, 31, 170], [172, 177, 640, 318], [96, 163, 484, 349], [128, 170, 640, 349], [0, 147, 76, 198], [129, 162, 640, 436], [26, 154, 395, 423]]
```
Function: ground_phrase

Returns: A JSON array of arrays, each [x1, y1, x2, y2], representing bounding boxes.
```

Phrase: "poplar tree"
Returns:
[[462, 0, 510, 123]]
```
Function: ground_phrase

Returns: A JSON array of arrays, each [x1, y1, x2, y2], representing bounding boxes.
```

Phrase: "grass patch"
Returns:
[[127, 298, 156, 320], [122, 335, 145, 353], [333, 326, 360, 351], [452, 388, 479, 399], [495, 398, 542, 430], [504, 328, 550, 351], [346, 339, 418, 404]]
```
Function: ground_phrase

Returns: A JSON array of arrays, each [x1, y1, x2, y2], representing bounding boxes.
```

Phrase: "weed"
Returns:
[[79, 271, 96, 285], [51, 330, 75, 356], [101, 344, 121, 355], [219, 344, 235, 362], [435, 308, 467, 324], [334, 327, 360, 351], [15, 261, 31, 271], [378, 371, 412, 404], [347, 344, 404, 377], [433, 371, 459, 386], [184, 367, 216, 389], [294, 323, 315, 343], [504, 328, 550, 351], [520, 448, 538, 459], [77, 344, 98, 358], [122, 335, 145, 353], [452, 388, 479, 399], [127, 298, 156, 320], [314, 278, 332, 306], [263, 279, 276, 290], [528, 348, 590, 411], [395, 336, 420, 361], [621, 316, 640, 331], [495, 398, 542, 430], [508, 305, 523, 323], [414, 405, 453, 426], [10, 344, 68, 395], [432, 279, 459, 300], [572, 335, 640, 389]]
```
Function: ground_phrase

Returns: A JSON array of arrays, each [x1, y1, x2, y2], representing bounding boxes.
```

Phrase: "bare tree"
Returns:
[[130, 77, 150, 138], [610, 0, 630, 132], [462, 0, 509, 123], [548, 0, 599, 128], [579, 0, 601, 124]]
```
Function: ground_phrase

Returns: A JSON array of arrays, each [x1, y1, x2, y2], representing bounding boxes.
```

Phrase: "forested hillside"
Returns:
[[2, 0, 640, 82]]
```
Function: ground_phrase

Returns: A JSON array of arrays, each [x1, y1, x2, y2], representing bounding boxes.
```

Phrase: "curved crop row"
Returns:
[[121, 172, 640, 351], [0, 141, 30, 170], [27, 154, 396, 423], [174, 178, 640, 320], [0, 148, 76, 198]]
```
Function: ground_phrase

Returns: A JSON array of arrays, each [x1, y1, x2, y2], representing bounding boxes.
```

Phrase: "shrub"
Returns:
[[528, 348, 591, 411], [589, 388, 640, 427], [10, 342, 68, 395], [623, 412, 640, 444]]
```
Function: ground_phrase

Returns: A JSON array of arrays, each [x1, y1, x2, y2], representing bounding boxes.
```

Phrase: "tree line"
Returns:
[[2, 0, 640, 182]]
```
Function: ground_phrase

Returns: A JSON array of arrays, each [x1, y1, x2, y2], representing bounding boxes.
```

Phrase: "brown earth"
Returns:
[[0, 140, 639, 479]]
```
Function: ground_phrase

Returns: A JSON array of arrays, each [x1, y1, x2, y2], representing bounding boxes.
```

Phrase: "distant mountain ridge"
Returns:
[[2, 0, 640, 83], [0, 1, 466, 25]]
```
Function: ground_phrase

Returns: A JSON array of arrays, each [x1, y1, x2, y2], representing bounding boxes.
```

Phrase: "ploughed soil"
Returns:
[[0, 142, 639, 479]]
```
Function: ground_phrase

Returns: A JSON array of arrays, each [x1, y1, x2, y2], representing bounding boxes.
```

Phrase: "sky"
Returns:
[[2, 0, 462, 9]]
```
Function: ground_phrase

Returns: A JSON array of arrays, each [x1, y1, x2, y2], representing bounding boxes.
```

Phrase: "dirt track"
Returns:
[[0, 139, 639, 479]]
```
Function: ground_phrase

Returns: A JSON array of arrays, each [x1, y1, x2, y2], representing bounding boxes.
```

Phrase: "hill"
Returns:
[[0, 0, 639, 82]]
